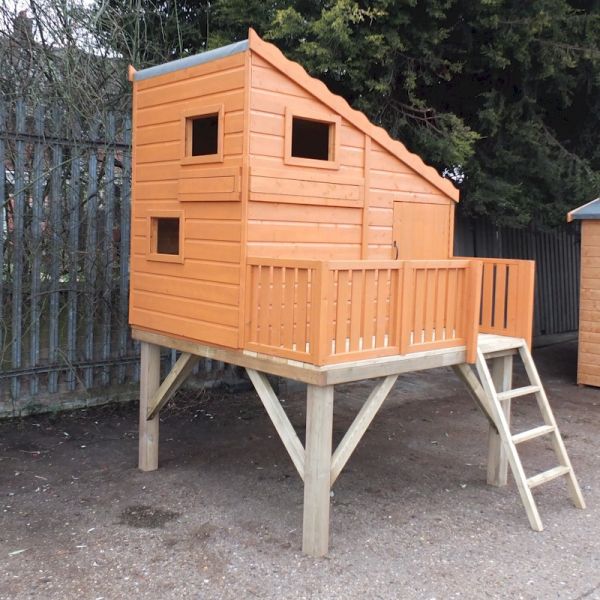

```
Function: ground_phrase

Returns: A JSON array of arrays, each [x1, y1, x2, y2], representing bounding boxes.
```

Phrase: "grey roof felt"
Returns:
[[133, 39, 249, 82], [569, 198, 600, 220]]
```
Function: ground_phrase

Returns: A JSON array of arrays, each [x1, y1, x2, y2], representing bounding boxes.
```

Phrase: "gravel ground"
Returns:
[[0, 340, 599, 600]]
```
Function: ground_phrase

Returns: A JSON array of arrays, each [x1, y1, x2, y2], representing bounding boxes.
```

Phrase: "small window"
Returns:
[[291, 117, 331, 161], [155, 217, 180, 254], [191, 114, 219, 156], [181, 104, 224, 164], [148, 213, 183, 263]]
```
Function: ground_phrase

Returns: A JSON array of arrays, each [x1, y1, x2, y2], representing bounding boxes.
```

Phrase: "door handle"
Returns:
[[392, 241, 399, 260]]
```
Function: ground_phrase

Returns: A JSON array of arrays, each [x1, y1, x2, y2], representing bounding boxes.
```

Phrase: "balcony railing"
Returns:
[[244, 256, 535, 366]]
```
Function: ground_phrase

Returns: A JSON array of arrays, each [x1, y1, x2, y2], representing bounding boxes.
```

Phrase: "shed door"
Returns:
[[392, 202, 453, 259]]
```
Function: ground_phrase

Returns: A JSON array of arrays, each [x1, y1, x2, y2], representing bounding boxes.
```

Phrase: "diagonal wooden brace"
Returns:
[[246, 368, 306, 480], [146, 352, 199, 420], [452, 363, 498, 433], [330, 374, 398, 485]]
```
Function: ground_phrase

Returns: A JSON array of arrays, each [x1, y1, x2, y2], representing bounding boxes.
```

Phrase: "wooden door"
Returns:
[[392, 201, 453, 259]]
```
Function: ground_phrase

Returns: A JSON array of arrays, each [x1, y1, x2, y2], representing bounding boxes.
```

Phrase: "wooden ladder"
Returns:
[[475, 341, 586, 531]]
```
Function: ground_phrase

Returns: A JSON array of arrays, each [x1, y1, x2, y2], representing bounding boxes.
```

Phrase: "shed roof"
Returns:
[[567, 198, 600, 222], [130, 29, 459, 202]]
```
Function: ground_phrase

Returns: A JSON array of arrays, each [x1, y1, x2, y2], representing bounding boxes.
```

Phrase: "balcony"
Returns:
[[244, 257, 535, 366]]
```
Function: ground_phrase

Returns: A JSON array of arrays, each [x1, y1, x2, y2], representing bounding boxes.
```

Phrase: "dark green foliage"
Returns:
[[96, 0, 600, 226]]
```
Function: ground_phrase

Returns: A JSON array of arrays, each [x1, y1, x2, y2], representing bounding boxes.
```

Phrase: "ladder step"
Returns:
[[511, 425, 555, 444], [527, 465, 571, 489], [497, 385, 540, 402]]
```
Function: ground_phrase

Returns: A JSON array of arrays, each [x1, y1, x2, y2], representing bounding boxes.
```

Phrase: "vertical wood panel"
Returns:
[[29, 106, 44, 395], [48, 108, 63, 393], [0, 100, 5, 358], [11, 99, 26, 400], [84, 121, 99, 389], [67, 121, 81, 391]]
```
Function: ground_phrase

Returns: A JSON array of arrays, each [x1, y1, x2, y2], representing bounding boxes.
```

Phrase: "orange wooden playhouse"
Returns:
[[129, 30, 585, 557]]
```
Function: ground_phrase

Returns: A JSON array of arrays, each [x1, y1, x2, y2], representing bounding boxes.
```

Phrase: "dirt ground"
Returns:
[[1, 340, 599, 600]]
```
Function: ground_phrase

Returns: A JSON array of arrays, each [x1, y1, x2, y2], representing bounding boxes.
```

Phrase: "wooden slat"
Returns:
[[335, 270, 350, 353], [29, 106, 44, 395], [423, 269, 436, 343], [295, 268, 309, 353], [282, 267, 295, 350], [67, 120, 82, 390], [362, 269, 377, 350], [11, 99, 26, 400], [270, 267, 283, 348], [84, 120, 99, 389], [0, 100, 5, 360], [349, 270, 363, 351], [101, 114, 116, 386]]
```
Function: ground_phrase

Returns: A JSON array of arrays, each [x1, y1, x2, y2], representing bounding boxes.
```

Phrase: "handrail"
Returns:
[[475, 258, 535, 348], [244, 256, 534, 365]]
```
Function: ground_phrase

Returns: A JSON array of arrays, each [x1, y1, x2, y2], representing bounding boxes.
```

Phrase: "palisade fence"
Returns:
[[454, 214, 581, 341], [0, 96, 234, 418]]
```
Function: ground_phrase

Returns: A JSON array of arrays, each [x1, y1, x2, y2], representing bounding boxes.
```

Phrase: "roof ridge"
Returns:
[[248, 28, 459, 202]]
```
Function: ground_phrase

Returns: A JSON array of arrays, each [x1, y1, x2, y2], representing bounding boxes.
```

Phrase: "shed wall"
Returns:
[[366, 140, 454, 259], [129, 53, 246, 348], [247, 53, 365, 259], [578, 220, 600, 387]]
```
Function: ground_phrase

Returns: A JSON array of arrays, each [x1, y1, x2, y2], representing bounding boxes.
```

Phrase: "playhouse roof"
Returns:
[[567, 198, 600, 222], [131, 30, 459, 202]]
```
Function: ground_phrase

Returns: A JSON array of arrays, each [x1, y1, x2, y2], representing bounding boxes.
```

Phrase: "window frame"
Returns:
[[147, 210, 184, 263], [284, 107, 340, 170], [181, 104, 224, 165]]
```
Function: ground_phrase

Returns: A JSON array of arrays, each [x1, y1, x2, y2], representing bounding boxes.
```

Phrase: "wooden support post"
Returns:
[[487, 355, 512, 486], [139, 341, 160, 471], [303, 384, 334, 557]]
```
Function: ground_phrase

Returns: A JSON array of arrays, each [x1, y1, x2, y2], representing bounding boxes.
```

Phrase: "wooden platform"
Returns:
[[133, 328, 520, 386], [133, 329, 532, 557]]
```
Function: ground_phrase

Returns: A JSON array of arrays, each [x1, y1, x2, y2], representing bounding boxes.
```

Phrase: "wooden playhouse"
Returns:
[[568, 198, 600, 387], [128, 30, 585, 556]]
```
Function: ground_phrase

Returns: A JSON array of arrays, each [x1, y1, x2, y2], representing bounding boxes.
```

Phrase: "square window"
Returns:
[[181, 104, 224, 165], [291, 117, 332, 161], [191, 114, 219, 156], [148, 213, 183, 262], [284, 109, 340, 169]]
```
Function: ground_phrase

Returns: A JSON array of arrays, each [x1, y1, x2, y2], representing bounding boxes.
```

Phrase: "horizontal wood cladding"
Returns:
[[249, 201, 362, 224], [136, 111, 245, 146], [249, 167, 364, 207], [137, 91, 245, 128], [131, 44, 245, 352], [136, 58, 246, 108], [578, 221, 600, 386], [136, 53, 246, 91], [131, 254, 240, 285], [130, 309, 239, 348], [136, 134, 242, 164], [134, 290, 238, 327], [245, 242, 360, 260], [178, 166, 242, 201], [369, 140, 451, 200]]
